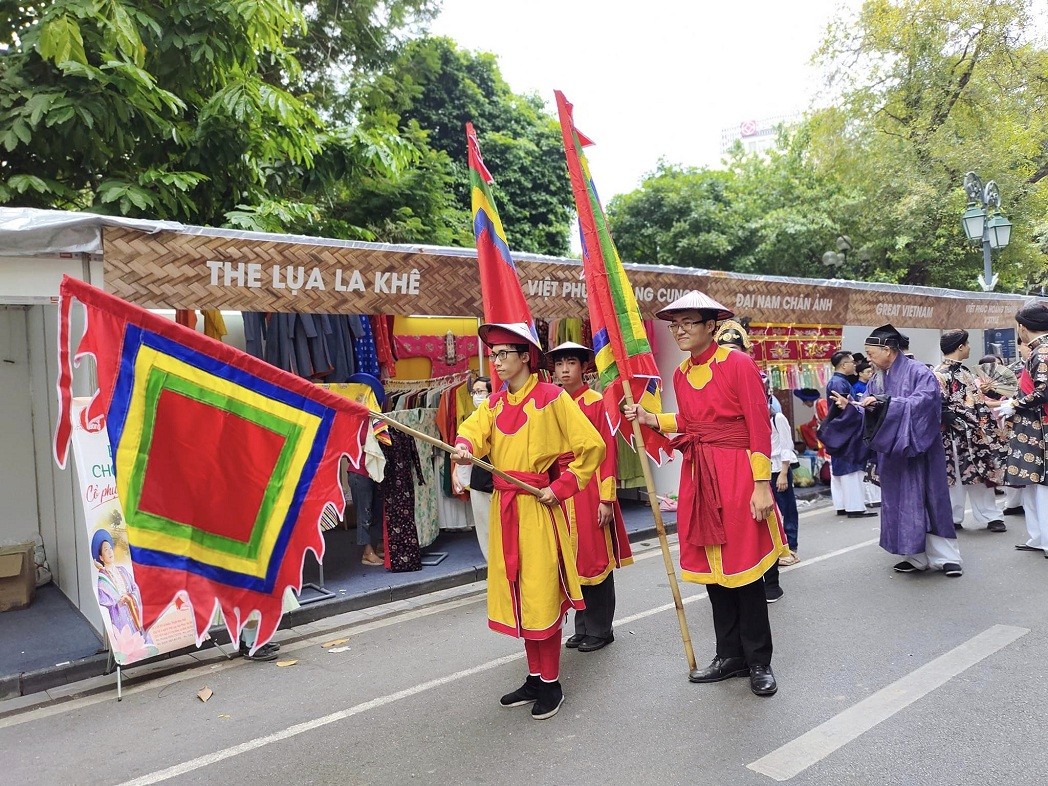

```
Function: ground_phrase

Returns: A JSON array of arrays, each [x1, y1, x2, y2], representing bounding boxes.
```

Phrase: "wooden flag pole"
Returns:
[[368, 409, 543, 496], [620, 383, 698, 673]]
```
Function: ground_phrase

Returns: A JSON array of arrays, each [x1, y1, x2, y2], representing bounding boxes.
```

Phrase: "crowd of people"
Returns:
[[445, 292, 1047, 718]]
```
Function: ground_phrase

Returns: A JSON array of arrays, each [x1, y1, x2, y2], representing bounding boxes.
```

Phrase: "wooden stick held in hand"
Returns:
[[368, 409, 542, 496]]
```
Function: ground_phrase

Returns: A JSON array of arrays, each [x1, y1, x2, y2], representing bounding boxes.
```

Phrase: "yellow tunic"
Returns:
[[456, 374, 605, 638]]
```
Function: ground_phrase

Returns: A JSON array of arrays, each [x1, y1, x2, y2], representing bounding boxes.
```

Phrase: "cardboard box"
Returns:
[[0, 542, 36, 612]]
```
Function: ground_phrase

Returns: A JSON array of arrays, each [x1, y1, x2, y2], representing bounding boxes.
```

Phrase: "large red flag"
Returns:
[[54, 277, 369, 653]]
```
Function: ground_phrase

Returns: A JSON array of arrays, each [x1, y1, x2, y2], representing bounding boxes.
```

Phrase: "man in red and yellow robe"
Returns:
[[626, 291, 788, 697], [550, 342, 633, 654], [454, 324, 605, 720]]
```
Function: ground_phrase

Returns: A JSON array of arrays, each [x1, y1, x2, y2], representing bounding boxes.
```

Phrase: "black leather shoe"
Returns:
[[565, 634, 586, 649], [749, 664, 777, 696], [893, 560, 920, 573], [942, 562, 963, 577], [578, 634, 613, 652], [1003, 506, 1024, 516], [765, 585, 784, 603], [987, 519, 1007, 533], [847, 510, 877, 518], [689, 656, 749, 683], [836, 509, 846, 516]]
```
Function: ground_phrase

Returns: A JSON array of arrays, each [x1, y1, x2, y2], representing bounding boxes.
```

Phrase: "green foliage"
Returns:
[[0, 0, 420, 234], [609, 0, 1048, 292], [363, 37, 574, 256]]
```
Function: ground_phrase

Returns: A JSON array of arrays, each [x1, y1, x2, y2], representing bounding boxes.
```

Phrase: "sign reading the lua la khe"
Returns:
[[101, 226, 1027, 330]]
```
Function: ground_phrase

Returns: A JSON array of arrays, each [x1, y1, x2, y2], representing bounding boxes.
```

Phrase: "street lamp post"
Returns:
[[961, 172, 1012, 292]]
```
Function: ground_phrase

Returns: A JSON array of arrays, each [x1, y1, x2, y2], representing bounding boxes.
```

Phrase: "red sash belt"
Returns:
[[492, 471, 550, 581], [671, 419, 750, 548]]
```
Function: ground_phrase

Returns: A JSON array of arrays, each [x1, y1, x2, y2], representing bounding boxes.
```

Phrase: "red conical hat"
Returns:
[[478, 322, 543, 355]]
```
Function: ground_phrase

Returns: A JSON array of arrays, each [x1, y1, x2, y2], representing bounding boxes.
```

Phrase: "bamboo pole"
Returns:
[[620, 383, 697, 673], [368, 409, 542, 496]]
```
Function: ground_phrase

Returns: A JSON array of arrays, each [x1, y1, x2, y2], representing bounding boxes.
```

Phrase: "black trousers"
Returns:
[[707, 578, 773, 666], [574, 571, 615, 639]]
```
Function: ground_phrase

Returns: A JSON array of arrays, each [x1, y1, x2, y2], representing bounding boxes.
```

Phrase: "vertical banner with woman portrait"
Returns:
[[70, 398, 198, 665]]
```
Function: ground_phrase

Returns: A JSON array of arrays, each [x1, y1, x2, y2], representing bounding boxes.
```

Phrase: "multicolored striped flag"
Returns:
[[54, 277, 369, 653], [555, 91, 670, 463], [467, 122, 541, 354]]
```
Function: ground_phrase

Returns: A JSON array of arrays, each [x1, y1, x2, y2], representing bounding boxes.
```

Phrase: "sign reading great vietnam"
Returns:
[[102, 226, 1025, 330]]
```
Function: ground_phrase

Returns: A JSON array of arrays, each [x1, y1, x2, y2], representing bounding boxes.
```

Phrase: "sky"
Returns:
[[429, 0, 860, 199]]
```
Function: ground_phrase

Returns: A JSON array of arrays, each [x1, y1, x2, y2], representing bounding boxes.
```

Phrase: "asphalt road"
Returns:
[[2, 504, 1046, 786]]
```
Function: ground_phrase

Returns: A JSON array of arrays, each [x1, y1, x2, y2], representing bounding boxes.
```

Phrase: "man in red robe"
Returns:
[[625, 291, 789, 697], [549, 341, 633, 654]]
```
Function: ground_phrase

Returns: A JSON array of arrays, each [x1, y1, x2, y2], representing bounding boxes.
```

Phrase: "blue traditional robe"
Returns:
[[865, 354, 955, 554], [824, 372, 867, 475]]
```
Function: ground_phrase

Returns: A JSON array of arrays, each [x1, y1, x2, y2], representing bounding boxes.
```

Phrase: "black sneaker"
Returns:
[[765, 585, 784, 603], [942, 563, 963, 577], [893, 560, 920, 573], [500, 675, 541, 708], [531, 680, 564, 720], [987, 520, 1007, 533], [240, 642, 279, 661]]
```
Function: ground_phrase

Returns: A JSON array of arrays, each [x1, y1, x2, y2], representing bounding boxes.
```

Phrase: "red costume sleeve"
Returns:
[[733, 354, 773, 481]]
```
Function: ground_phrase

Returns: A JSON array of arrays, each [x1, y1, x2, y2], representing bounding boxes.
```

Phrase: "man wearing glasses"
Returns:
[[625, 291, 789, 697], [453, 323, 605, 720]]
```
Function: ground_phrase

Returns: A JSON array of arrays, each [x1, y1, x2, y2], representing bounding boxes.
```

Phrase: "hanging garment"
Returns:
[[396, 408, 442, 547], [381, 430, 424, 572], [370, 314, 397, 378], [351, 315, 381, 377], [201, 310, 227, 341]]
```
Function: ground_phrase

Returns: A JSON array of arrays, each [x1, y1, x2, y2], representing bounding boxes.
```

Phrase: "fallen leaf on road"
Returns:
[[327, 646, 351, 653], [322, 638, 349, 648], [218, 714, 231, 720], [276, 659, 298, 667], [197, 687, 213, 703]]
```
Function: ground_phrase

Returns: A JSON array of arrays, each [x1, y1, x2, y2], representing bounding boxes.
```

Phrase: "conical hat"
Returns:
[[547, 341, 593, 360], [478, 322, 543, 353], [654, 290, 733, 321]]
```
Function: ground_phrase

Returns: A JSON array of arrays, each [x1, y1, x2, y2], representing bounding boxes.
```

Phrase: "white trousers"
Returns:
[[830, 471, 866, 513], [948, 482, 1001, 526], [469, 489, 492, 562], [863, 481, 882, 505], [1003, 486, 1024, 509], [904, 534, 962, 570], [1021, 484, 1048, 552]]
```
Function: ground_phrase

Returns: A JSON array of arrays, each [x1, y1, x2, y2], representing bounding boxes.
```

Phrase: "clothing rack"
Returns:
[[383, 371, 471, 389]]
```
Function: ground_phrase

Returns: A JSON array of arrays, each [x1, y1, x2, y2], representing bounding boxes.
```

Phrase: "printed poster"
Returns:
[[70, 398, 198, 665]]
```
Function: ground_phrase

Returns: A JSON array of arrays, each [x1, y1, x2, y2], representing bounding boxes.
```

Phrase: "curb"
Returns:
[[1, 497, 854, 703]]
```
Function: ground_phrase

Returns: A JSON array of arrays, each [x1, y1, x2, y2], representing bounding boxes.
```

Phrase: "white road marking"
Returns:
[[746, 624, 1029, 781], [0, 504, 854, 732], [110, 536, 881, 786]]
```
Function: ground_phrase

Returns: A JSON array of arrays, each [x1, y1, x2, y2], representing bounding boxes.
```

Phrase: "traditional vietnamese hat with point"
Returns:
[[478, 322, 543, 356], [547, 341, 593, 362], [654, 290, 734, 322]]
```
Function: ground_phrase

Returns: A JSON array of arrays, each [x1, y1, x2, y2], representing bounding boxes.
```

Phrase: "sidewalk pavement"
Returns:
[[1, 487, 831, 703]]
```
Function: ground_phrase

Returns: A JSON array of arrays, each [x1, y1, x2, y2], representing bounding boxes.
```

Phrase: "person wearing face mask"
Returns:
[[549, 342, 633, 654], [468, 377, 494, 560]]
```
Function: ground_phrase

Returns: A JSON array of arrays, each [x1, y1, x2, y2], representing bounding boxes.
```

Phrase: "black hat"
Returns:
[[793, 388, 821, 403], [940, 329, 969, 355], [864, 324, 904, 350], [1016, 301, 1048, 332]]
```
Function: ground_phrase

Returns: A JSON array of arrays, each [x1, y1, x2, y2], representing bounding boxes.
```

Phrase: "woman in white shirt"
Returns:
[[770, 394, 801, 567]]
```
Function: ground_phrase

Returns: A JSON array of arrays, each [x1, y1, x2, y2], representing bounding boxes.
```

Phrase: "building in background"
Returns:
[[720, 112, 803, 157]]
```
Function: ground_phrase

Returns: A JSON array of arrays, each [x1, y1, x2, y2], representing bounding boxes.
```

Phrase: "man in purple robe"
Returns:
[[832, 324, 960, 577]]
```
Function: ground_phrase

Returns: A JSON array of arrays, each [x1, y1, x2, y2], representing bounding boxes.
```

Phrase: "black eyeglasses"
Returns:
[[487, 350, 521, 363]]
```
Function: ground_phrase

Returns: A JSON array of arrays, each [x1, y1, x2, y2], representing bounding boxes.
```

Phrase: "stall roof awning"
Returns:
[[0, 209, 1031, 326]]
